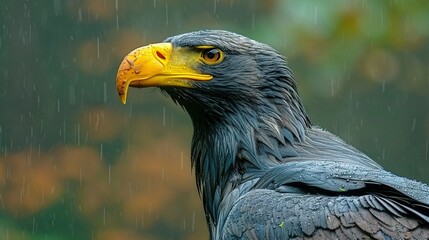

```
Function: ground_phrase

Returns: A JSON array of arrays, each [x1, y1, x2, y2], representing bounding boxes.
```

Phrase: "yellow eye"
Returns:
[[201, 48, 223, 64]]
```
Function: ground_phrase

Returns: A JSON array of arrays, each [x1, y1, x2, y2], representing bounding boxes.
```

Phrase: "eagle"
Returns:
[[116, 30, 429, 239]]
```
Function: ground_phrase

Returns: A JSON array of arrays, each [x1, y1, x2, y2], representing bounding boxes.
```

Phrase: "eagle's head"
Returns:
[[117, 30, 309, 132]]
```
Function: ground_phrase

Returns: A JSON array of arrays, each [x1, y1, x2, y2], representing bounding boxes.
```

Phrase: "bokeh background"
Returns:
[[1, 0, 429, 239]]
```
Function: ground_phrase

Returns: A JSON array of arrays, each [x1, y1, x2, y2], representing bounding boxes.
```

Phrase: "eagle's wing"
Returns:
[[222, 161, 429, 239]]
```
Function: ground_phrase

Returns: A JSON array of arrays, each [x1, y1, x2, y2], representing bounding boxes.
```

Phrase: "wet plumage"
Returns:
[[117, 30, 429, 239]]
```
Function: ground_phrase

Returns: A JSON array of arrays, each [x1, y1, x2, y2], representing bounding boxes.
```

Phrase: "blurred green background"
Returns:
[[1, 0, 428, 239]]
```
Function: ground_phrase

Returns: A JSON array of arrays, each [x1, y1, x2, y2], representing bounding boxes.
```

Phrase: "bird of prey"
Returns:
[[116, 30, 429, 239]]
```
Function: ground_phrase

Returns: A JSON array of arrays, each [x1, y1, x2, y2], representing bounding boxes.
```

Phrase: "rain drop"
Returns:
[[214, 0, 217, 14], [411, 118, 416, 132], [76, 123, 80, 145], [108, 165, 111, 184], [163, 107, 166, 127], [165, 3, 168, 25], [69, 84, 76, 105], [313, 6, 318, 26], [103, 81, 107, 103], [162, 167, 165, 181], [116, 13, 119, 30], [192, 211, 196, 232], [97, 37, 100, 59], [425, 140, 428, 161], [103, 207, 106, 226], [180, 152, 184, 170], [78, 8, 82, 21]]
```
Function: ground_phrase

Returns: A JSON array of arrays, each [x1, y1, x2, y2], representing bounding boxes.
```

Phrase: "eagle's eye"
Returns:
[[200, 48, 223, 65]]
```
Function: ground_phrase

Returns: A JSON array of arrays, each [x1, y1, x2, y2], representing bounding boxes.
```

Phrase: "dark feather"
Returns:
[[153, 30, 429, 239]]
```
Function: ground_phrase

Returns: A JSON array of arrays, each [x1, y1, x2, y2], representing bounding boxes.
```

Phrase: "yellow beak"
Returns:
[[116, 43, 213, 104]]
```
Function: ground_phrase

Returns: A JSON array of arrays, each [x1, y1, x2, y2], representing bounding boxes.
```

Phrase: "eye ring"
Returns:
[[201, 48, 223, 65]]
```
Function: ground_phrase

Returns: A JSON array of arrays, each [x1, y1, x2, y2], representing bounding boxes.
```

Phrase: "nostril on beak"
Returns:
[[156, 51, 166, 60]]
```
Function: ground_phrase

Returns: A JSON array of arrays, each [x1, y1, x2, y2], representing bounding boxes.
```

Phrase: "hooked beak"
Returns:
[[116, 43, 213, 104]]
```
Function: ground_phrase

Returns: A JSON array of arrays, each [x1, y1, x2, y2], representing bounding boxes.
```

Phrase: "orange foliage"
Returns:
[[78, 107, 128, 141], [335, 8, 361, 38], [54, 146, 102, 180], [76, 38, 111, 75], [0, 113, 207, 237], [66, 0, 118, 22], [0, 150, 63, 216], [75, 174, 114, 220], [358, 48, 399, 83], [113, 134, 199, 228], [96, 228, 155, 240], [108, 29, 147, 60], [83, 0, 116, 21]]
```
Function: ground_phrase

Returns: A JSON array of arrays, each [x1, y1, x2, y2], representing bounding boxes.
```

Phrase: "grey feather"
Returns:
[[151, 30, 429, 239]]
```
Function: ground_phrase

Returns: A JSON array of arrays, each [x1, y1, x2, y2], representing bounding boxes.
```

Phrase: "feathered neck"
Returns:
[[163, 57, 311, 237], [190, 104, 261, 236], [186, 79, 310, 236]]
